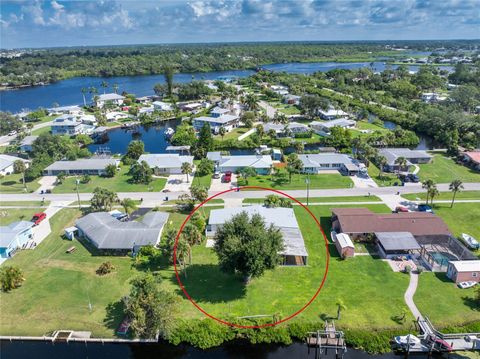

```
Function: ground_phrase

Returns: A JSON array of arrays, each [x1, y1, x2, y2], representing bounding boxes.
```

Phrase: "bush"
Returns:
[[0, 266, 24, 292], [96, 261, 115, 275], [294, 131, 313, 139]]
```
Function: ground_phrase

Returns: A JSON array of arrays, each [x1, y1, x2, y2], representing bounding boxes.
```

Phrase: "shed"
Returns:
[[375, 232, 421, 258], [447, 260, 480, 283], [334, 233, 355, 258], [64, 227, 78, 240]]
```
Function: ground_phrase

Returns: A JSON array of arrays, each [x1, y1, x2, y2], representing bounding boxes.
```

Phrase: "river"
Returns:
[[0, 340, 446, 359], [0, 62, 452, 113]]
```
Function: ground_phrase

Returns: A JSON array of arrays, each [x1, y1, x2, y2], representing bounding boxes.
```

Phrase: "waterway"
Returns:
[[0, 61, 452, 113], [0, 340, 446, 359]]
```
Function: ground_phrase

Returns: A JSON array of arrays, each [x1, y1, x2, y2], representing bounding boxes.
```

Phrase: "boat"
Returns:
[[462, 233, 479, 249], [394, 334, 421, 348], [164, 127, 175, 138], [458, 281, 477, 289]]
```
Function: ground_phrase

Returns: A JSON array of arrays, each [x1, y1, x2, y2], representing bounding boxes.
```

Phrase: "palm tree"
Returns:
[[182, 224, 202, 264], [89, 87, 98, 103], [181, 162, 193, 183], [376, 155, 388, 178], [100, 80, 109, 94], [394, 156, 408, 174], [13, 160, 27, 192], [219, 126, 226, 141], [428, 185, 439, 207], [245, 93, 259, 112], [26, 122, 34, 135], [81, 87, 88, 106], [113, 83, 119, 94], [336, 299, 347, 320], [120, 198, 138, 215], [422, 179, 435, 205], [176, 236, 189, 278], [449, 179, 464, 208]]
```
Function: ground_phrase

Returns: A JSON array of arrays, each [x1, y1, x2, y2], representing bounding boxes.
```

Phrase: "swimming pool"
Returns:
[[430, 251, 457, 266]]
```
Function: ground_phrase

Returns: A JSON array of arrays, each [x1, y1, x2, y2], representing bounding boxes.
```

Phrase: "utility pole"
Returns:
[[75, 177, 81, 210]]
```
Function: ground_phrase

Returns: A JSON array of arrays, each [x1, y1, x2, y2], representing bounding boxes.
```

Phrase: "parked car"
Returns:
[[408, 174, 420, 183], [213, 171, 220, 179], [417, 204, 434, 213], [394, 206, 410, 213], [462, 233, 479, 249], [223, 171, 232, 183], [31, 212, 47, 226], [458, 281, 477, 289]]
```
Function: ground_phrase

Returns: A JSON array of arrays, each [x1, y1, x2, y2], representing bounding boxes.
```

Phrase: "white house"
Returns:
[[298, 153, 360, 175], [421, 92, 447, 103], [43, 158, 119, 176], [217, 154, 273, 175], [95, 93, 125, 108], [106, 111, 131, 122], [210, 106, 231, 117], [152, 101, 173, 111], [283, 94, 301, 105], [192, 115, 240, 134], [0, 154, 30, 176], [317, 107, 349, 121], [287, 122, 310, 134], [47, 105, 83, 116], [50, 114, 95, 135], [310, 119, 356, 136], [138, 154, 194, 175]]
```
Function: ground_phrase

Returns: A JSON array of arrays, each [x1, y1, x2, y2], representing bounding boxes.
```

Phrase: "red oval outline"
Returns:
[[173, 186, 330, 329]]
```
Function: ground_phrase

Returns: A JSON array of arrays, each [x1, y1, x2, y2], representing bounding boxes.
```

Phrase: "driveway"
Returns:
[[37, 176, 57, 194], [210, 173, 238, 192], [163, 174, 191, 192], [350, 174, 378, 189]]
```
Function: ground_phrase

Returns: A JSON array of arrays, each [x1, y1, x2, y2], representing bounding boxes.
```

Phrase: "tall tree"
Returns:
[[394, 156, 408, 173], [376, 155, 388, 178], [121, 198, 138, 215], [181, 162, 193, 183], [100, 80, 109, 94], [286, 153, 303, 183], [90, 187, 119, 212], [182, 224, 202, 264], [13, 160, 27, 192], [197, 123, 214, 152], [81, 87, 88, 106], [0, 266, 24, 292], [428, 184, 439, 207], [240, 167, 257, 185], [218, 126, 226, 141], [422, 179, 435, 205], [129, 161, 153, 184], [123, 140, 145, 164], [113, 83, 119, 94], [449, 179, 464, 208], [164, 65, 174, 98], [190, 185, 208, 203]]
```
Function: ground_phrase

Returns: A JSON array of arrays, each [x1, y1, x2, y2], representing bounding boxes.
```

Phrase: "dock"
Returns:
[[306, 321, 347, 358]]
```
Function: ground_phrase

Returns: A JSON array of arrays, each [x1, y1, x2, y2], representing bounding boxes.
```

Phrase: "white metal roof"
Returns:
[[298, 153, 358, 169], [139, 154, 194, 169], [0, 154, 29, 171], [97, 93, 125, 101], [449, 260, 480, 272], [336, 233, 354, 249], [219, 155, 272, 169], [194, 114, 239, 125]]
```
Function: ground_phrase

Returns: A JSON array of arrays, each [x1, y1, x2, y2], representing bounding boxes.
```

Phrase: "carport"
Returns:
[[375, 231, 421, 258]]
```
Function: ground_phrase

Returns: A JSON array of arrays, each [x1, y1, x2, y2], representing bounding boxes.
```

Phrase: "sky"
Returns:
[[1, 0, 479, 49]]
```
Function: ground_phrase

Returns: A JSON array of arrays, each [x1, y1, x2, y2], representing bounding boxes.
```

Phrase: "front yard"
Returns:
[[367, 163, 399, 187], [0, 173, 41, 194], [52, 166, 167, 193], [418, 153, 480, 183]]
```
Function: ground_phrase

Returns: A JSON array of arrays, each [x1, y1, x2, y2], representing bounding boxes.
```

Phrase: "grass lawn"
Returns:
[[367, 163, 399, 187], [0, 201, 50, 207], [192, 172, 212, 189], [243, 195, 382, 204], [238, 171, 353, 190], [418, 153, 480, 183], [430, 203, 480, 241], [402, 191, 480, 201], [355, 120, 390, 132], [52, 166, 167, 193], [0, 208, 44, 226], [0, 173, 40, 194], [215, 127, 249, 141], [31, 126, 51, 136]]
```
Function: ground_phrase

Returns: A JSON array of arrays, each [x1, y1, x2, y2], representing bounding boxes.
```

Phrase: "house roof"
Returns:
[[288, 122, 309, 130], [48, 105, 82, 113], [0, 221, 33, 247], [336, 233, 354, 249], [449, 260, 480, 273], [378, 148, 432, 166], [45, 158, 118, 172], [76, 211, 168, 249], [208, 206, 307, 257], [332, 208, 451, 237], [263, 122, 285, 133], [20, 135, 38, 146], [138, 154, 194, 169], [97, 93, 125, 101], [375, 232, 421, 251], [219, 155, 273, 169], [318, 108, 348, 117], [194, 114, 239, 125], [0, 154, 29, 171], [210, 106, 230, 115], [464, 152, 480, 164], [311, 119, 355, 129], [206, 151, 222, 162], [165, 145, 191, 151], [298, 153, 358, 168]]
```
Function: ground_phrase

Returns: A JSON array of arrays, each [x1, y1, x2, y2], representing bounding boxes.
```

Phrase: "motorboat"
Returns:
[[394, 334, 421, 348], [462, 233, 479, 249], [164, 127, 175, 138], [458, 281, 477, 289]]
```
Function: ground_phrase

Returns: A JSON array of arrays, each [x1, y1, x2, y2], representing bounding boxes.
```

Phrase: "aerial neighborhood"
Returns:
[[0, 40, 479, 357]]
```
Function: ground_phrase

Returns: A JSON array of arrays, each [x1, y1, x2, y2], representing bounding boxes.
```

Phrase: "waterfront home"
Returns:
[[47, 105, 83, 116], [447, 260, 480, 284], [136, 96, 152, 104], [421, 92, 447, 103], [378, 148, 432, 172], [179, 102, 203, 112], [271, 85, 289, 96], [19, 135, 38, 152], [43, 158, 119, 176], [206, 151, 223, 165], [152, 101, 173, 111], [210, 106, 231, 117], [51, 114, 95, 135], [75, 211, 169, 254], [138, 153, 194, 175], [462, 151, 480, 171], [310, 119, 356, 136], [298, 153, 359, 175], [287, 122, 310, 134], [207, 206, 308, 265], [333, 232, 355, 259], [14, 111, 31, 121], [0, 154, 30, 175], [95, 93, 125, 108], [217, 154, 273, 175], [192, 114, 240, 134], [0, 221, 34, 259], [283, 94, 301, 105], [317, 106, 349, 121], [138, 106, 154, 115], [263, 122, 285, 137], [105, 111, 131, 122]]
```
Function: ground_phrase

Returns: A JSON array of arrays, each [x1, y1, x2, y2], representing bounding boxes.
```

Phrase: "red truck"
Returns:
[[223, 171, 232, 183], [31, 212, 47, 226]]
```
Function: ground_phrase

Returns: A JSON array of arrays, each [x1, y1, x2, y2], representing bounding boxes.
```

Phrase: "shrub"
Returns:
[[96, 261, 115, 275]]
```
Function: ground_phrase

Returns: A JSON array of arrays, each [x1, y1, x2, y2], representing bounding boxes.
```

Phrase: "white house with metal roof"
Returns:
[[75, 211, 169, 254], [207, 206, 308, 266], [138, 154, 194, 175], [95, 93, 125, 108], [43, 158, 119, 176], [218, 154, 273, 175], [317, 107, 349, 121], [298, 153, 359, 175], [192, 114, 240, 134], [310, 119, 356, 136], [447, 260, 480, 284], [378, 148, 432, 172], [0, 154, 30, 176]]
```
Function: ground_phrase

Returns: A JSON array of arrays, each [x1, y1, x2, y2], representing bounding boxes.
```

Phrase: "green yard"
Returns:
[[31, 126, 51, 136], [215, 127, 249, 141], [418, 153, 480, 183], [402, 191, 480, 201], [0, 173, 41, 194], [0, 208, 45, 226], [52, 166, 167, 193], [243, 195, 381, 204], [430, 202, 480, 241], [367, 163, 399, 187], [192, 172, 212, 189], [238, 171, 353, 190]]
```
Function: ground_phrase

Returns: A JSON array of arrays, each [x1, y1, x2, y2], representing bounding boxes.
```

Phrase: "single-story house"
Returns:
[[180, 102, 203, 112], [47, 105, 83, 116], [19, 135, 38, 152], [378, 148, 432, 172], [95, 93, 125, 108], [210, 106, 231, 117], [138, 154, 194, 175], [75, 211, 169, 254], [447, 260, 480, 283], [263, 122, 285, 137], [375, 232, 421, 258], [206, 151, 223, 165], [218, 154, 273, 175], [207, 206, 308, 265], [298, 153, 360, 175], [0, 221, 34, 258], [310, 119, 356, 136], [152, 101, 173, 111], [106, 111, 131, 122], [287, 122, 310, 134], [138, 106, 154, 115], [0, 154, 30, 175], [462, 152, 480, 171], [136, 96, 152, 104], [43, 158, 119, 176], [192, 115, 240, 134], [283, 94, 301, 105], [317, 107, 349, 121], [333, 232, 355, 258], [165, 145, 191, 155]]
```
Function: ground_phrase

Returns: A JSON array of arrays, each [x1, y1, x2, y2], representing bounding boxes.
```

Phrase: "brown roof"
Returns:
[[332, 208, 451, 237]]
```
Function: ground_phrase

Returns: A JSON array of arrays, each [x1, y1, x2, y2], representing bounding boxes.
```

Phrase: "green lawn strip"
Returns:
[[0, 173, 41, 194], [243, 195, 382, 204], [0, 208, 45, 226], [367, 163, 399, 187], [215, 127, 249, 141], [31, 126, 51, 136], [418, 153, 480, 183], [238, 172, 353, 190], [191, 173, 212, 189], [0, 201, 50, 207], [52, 166, 167, 193], [163, 199, 224, 205], [430, 203, 480, 242], [402, 191, 480, 201]]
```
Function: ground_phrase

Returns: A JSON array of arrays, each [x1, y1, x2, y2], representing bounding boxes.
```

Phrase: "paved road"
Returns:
[[0, 120, 53, 145]]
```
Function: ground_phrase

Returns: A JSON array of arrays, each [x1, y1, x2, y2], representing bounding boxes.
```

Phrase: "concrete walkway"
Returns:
[[404, 271, 423, 321], [32, 200, 73, 245], [224, 198, 243, 208], [238, 128, 256, 141]]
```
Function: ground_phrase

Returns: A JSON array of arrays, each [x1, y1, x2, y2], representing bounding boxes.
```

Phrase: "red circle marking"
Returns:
[[173, 186, 330, 329]]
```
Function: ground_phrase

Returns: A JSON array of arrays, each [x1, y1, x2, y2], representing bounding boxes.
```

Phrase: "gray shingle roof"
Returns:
[[139, 154, 194, 169], [298, 153, 357, 168], [45, 158, 118, 172], [76, 211, 169, 249], [378, 148, 432, 166], [20, 135, 38, 146]]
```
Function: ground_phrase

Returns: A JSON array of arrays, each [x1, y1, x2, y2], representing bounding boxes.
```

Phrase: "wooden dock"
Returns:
[[306, 321, 347, 358]]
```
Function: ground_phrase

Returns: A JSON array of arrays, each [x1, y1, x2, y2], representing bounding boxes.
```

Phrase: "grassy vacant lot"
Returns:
[[238, 171, 353, 190], [431, 202, 480, 241], [243, 195, 382, 204], [418, 153, 480, 183], [0, 208, 44, 226], [31, 126, 51, 136], [402, 191, 480, 201], [0, 173, 40, 194], [52, 166, 167, 193]]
